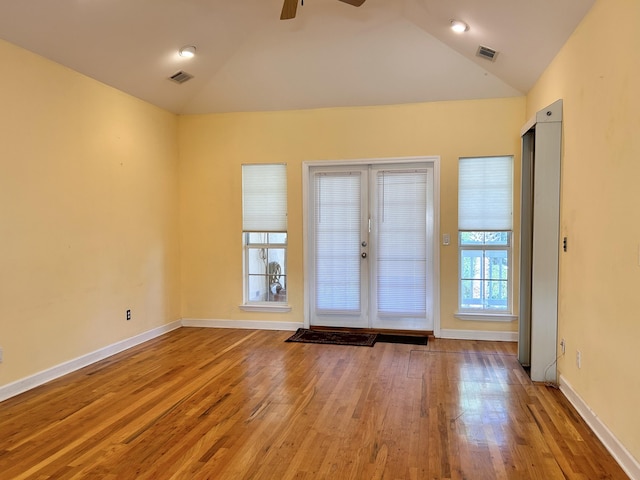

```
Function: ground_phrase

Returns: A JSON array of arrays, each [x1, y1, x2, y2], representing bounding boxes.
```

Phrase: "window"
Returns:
[[458, 156, 513, 316], [242, 164, 288, 306], [459, 231, 510, 311], [244, 232, 287, 303]]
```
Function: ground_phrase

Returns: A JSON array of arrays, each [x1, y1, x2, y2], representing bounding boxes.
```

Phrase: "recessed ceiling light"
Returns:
[[179, 45, 196, 58], [450, 20, 469, 33]]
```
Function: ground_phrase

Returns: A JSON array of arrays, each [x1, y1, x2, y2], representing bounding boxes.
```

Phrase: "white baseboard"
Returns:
[[181, 318, 302, 331], [0, 320, 182, 403], [438, 328, 518, 342], [559, 375, 640, 480]]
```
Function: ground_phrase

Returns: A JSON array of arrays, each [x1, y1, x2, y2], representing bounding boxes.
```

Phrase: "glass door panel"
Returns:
[[309, 167, 368, 328], [370, 167, 432, 330]]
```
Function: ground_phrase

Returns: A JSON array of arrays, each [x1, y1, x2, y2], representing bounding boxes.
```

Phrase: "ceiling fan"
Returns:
[[281, 0, 366, 20]]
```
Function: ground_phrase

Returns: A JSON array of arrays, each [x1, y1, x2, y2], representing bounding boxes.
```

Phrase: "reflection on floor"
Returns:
[[0, 329, 627, 479]]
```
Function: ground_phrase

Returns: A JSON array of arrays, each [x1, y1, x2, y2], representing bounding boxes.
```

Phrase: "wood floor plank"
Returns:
[[0, 328, 629, 479]]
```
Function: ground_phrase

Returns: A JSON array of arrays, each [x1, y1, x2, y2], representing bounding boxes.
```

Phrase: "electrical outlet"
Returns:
[[576, 350, 582, 369], [126, 309, 131, 321], [560, 338, 566, 355]]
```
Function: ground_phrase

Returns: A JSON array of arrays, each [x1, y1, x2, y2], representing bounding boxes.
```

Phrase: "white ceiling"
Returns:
[[0, 0, 594, 114]]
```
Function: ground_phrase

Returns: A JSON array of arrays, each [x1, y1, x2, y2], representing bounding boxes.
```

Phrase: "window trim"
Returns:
[[241, 163, 289, 312], [454, 312, 517, 322], [457, 155, 514, 320], [239, 303, 292, 313]]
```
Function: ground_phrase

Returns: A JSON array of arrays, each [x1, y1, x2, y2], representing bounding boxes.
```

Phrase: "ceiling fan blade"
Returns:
[[281, 0, 298, 19], [338, 0, 366, 6]]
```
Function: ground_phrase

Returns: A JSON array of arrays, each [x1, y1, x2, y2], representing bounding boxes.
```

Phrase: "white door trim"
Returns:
[[302, 156, 441, 334]]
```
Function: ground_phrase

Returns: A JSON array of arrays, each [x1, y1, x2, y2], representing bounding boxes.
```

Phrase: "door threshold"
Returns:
[[310, 326, 433, 337]]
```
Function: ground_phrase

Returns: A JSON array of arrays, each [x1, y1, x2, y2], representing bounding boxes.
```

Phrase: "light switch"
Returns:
[[443, 234, 450, 246]]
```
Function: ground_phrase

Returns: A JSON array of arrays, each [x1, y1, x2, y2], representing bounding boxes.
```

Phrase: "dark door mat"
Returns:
[[376, 334, 428, 345], [285, 329, 428, 347], [285, 328, 377, 347]]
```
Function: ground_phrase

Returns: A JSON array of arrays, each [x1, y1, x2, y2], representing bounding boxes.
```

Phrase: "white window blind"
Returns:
[[458, 156, 513, 230], [376, 169, 429, 315], [242, 164, 287, 232]]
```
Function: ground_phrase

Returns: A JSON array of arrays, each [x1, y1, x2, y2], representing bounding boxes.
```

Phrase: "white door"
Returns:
[[308, 162, 435, 331]]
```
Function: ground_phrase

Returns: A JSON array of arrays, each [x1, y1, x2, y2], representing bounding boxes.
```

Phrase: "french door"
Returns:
[[307, 161, 435, 331]]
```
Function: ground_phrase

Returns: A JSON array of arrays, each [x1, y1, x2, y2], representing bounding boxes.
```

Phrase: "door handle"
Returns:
[[361, 252, 367, 258]]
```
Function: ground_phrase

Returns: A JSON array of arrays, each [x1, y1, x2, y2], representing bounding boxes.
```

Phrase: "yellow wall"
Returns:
[[2, 0, 637, 465], [527, 0, 640, 461], [0, 40, 181, 386], [4, 1, 637, 464], [0, 35, 525, 394], [178, 98, 526, 332]]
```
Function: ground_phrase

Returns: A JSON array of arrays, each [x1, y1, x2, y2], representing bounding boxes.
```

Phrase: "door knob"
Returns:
[[361, 241, 367, 247], [361, 252, 367, 258]]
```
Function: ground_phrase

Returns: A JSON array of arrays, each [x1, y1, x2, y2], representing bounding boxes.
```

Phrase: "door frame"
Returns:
[[302, 156, 441, 335]]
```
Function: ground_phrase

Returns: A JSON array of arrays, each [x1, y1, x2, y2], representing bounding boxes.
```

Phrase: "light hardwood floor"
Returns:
[[0, 328, 628, 479]]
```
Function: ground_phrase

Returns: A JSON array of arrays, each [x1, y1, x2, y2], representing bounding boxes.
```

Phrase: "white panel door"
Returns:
[[309, 163, 434, 331]]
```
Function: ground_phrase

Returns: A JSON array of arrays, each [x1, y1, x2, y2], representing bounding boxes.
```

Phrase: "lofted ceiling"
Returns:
[[0, 0, 594, 114]]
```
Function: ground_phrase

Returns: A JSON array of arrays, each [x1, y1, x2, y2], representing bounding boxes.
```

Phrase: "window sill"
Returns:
[[455, 312, 517, 322], [239, 304, 292, 313]]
